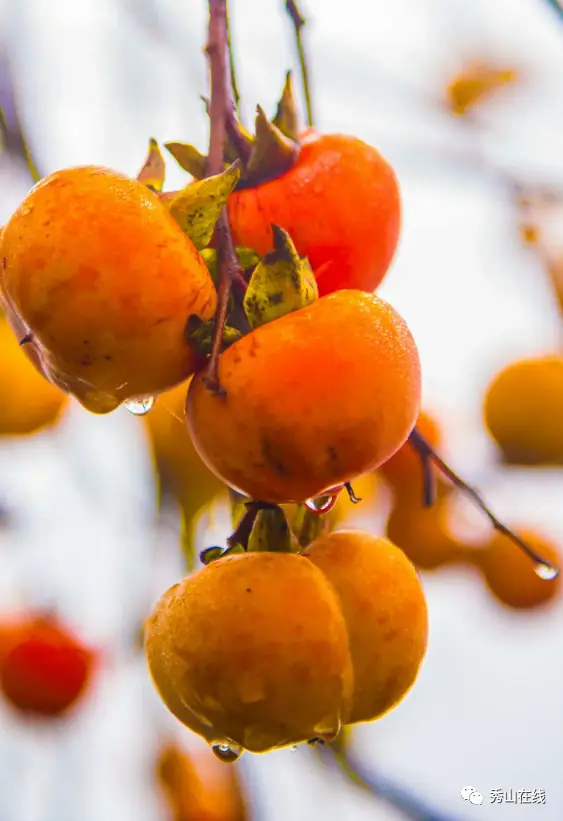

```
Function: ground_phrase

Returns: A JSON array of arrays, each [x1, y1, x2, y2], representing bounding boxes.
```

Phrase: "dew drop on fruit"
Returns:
[[210, 740, 243, 764], [124, 396, 155, 416], [304, 495, 339, 515], [534, 561, 559, 580]]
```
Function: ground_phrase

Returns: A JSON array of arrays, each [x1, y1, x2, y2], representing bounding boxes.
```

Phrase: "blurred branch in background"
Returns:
[[314, 733, 462, 821], [0, 45, 40, 182], [541, 0, 563, 24]]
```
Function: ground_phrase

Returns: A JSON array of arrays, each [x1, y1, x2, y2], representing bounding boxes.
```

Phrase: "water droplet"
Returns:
[[210, 740, 243, 764], [20, 204, 33, 217], [534, 562, 559, 580], [124, 396, 155, 416], [304, 494, 338, 515]]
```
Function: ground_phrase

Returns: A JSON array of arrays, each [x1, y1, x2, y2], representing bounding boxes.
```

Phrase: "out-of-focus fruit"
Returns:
[[445, 62, 519, 116], [483, 356, 563, 465]]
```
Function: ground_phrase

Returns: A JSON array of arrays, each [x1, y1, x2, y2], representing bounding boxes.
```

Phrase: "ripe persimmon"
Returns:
[[483, 356, 563, 465], [0, 315, 67, 435], [379, 410, 441, 499], [145, 552, 353, 753], [156, 741, 247, 821], [0, 615, 97, 717], [303, 531, 428, 724], [0, 166, 216, 414], [186, 290, 421, 504], [227, 134, 400, 296], [479, 529, 561, 610], [385, 491, 463, 570]]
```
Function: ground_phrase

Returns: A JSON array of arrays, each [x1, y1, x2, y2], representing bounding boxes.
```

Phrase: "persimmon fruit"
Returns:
[[303, 531, 428, 723], [0, 615, 97, 717], [145, 551, 353, 753], [0, 315, 67, 435], [479, 529, 561, 610], [386, 491, 463, 570], [0, 166, 217, 414], [186, 290, 421, 504], [227, 133, 401, 296], [483, 356, 563, 465]]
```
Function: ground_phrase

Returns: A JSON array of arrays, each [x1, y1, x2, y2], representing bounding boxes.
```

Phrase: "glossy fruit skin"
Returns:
[[303, 531, 428, 724], [0, 616, 96, 717], [145, 552, 353, 753], [480, 529, 561, 610], [379, 410, 441, 498], [228, 134, 401, 296], [0, 166, 217, 414], [186, 290, 421, 504], [0, 316, 67, 435], [483, 356, 563, 465]]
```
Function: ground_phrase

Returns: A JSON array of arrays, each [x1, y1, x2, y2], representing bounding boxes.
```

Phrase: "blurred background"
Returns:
[[1, 0, 563, 819]]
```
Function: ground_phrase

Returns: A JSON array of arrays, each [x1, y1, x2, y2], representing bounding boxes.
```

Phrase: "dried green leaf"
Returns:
[[165, 142, 208, 179], [186, 314, 242, 356], [247, 507, 297, 553], [166, 161, 241, 250], [200, 546, 225, 565], [229, 488, 248, 529], [137, 138, 166, 192], [272, 72, 300, 142], [243, 225, 318, 329], [245, 107, 299, 184]]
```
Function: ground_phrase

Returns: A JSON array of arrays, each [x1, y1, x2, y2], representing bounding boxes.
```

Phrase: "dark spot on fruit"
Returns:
[[80, 356, 93, 366], [261, 439, 288, 477], [83, 340, 90, 345], [154, 317, 168, 325], [104, 355, 112, 361], [327, 446, 339, 464], [246, 588, 252, 593]]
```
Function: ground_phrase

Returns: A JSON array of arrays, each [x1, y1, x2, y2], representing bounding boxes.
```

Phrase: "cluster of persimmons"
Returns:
[[0, 35, 560, 769]]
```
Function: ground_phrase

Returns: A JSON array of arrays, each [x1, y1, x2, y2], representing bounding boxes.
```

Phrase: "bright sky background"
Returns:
[[1, 1, 563, 819]]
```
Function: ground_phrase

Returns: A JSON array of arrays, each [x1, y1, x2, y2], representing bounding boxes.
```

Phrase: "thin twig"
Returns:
[[409, 427, 560, 577], [285, 0, 314, 127], [225, 0, 241, 119], [203, 0, 244, 394], [321, 743, 461, 821]]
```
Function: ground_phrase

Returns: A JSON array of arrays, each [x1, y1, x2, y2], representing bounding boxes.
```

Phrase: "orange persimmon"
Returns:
[[186, 290, 421, 504], [0, 166, 216, 414], [227, 133, 400, 296]]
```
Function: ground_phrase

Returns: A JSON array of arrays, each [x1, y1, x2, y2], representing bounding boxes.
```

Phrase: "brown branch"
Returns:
[[203, 0, 244, 395], [409, 427, 560, 578], [285, 0, 314, 127]]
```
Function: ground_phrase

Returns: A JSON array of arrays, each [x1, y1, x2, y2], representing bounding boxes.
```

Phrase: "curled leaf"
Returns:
[[165, 142, 208, 179], [137, 138, 165, 192], [243, 225, 318, 329], [165, 161, 241, 250], [244, 106, 299, 185], [247, 506, 297, 553], [199, 546, 225, 565], [272, 71, 299, 142]]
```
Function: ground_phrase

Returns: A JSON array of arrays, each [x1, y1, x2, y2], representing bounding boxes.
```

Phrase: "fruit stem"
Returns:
[[227, 501, 279, 551], [204, 0, 244, 394], [409, 427, 560, 578], [284, 0, 314, 127]]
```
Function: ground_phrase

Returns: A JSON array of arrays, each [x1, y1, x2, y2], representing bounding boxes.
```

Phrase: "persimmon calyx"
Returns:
[[163, 161, 241, 250], [287, 504, 329, 548], [243, 225, 318, 329], [165, 73, 301, 189], [137, 138, 166, 192], [186, 314, 242, 356], [247, 506, 298, 553]]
